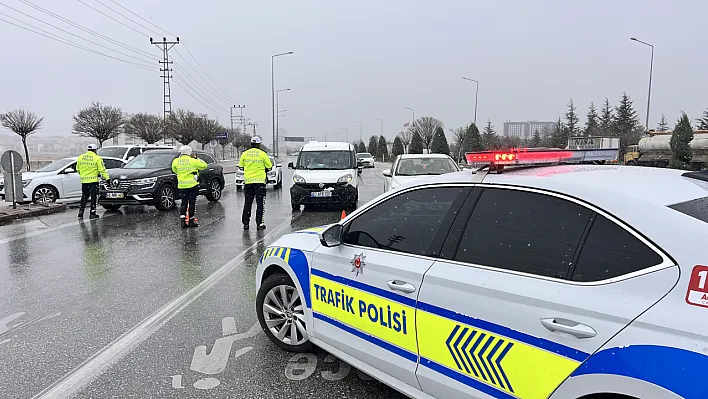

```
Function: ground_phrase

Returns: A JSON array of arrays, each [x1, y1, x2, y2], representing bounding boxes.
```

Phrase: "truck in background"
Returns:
[[624, 130, 708, 170], [567, 136, 621, 164]]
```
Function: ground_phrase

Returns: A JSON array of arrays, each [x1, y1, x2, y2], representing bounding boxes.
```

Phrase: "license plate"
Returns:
[[311, 191, 332, 198], [106, 192, 124, 199]]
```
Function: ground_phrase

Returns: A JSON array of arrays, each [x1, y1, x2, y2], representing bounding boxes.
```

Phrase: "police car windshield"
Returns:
[[37, 158, 74, 172], [124, 153, 175, 169], [96, 147, 127, 158], [297, 151, 353, 170], [395, 157, 458, 176]]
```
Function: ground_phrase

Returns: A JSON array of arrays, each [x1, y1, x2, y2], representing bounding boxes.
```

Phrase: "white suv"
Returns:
[[288, 142, 361, 211]]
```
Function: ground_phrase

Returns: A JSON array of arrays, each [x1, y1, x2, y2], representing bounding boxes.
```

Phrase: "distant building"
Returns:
[[503, 121, 555, 140]]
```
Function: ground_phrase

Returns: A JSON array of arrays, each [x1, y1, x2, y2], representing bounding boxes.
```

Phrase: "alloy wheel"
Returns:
[[210, 180, 222, 200], [262, 285, 307, 346], [34, 187, 56, 203], [161, 187, 174, 209]]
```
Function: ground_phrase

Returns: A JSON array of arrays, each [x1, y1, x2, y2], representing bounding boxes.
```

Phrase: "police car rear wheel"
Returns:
[[33, 185, 58, 204], [256, 274, 312, 352]]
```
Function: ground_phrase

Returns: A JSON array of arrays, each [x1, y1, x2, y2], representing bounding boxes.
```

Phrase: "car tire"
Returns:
[[347, 190, 359, 211], [256, 273, 313, 353], [206, 179, 223, 202], [102, 204, 122, 211], [154, 184, 177, 211], [275, 178, 283, 189], [627, 160, 637, 166], [236, 185, 243, 191], [32, 185, 58, 204]]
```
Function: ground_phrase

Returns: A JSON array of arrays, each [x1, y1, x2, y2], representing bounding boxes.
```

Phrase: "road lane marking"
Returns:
[[32, 214, 299, 399], [0, 214, 121, 246]]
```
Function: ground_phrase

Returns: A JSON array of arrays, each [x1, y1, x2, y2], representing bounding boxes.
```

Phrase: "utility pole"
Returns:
[[248, 121, 258, 137], [231, 104, 245, 132], [151, 37, 179, 144]]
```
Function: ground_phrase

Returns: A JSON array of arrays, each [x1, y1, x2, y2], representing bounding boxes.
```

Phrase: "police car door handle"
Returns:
[[386, 280, 416, 294], [540, 318, 597, 339]]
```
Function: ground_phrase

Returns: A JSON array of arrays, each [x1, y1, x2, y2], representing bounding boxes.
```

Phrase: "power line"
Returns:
[[173, 78, 228, 120], [173, 65, 228, 111], [107, 0, 176, 37], [18, 0, 154, 60], [0, 13, 153, 70], [181, 42, 236, 103], [172, 50, 233, 105], [76, 0, 146, 37], [89, 0, 162, 37], [0, 3, 153, 64]]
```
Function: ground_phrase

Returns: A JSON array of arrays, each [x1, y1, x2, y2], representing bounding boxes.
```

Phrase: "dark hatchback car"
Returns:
[[98, 149, 225, 211]]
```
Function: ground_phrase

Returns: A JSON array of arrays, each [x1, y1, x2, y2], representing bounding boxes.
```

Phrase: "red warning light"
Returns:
[[466, 149, 575, 166]]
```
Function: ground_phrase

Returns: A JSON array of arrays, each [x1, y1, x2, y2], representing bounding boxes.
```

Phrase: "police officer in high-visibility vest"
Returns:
[[77, 144, 110, 219], [171, 145, 207, 228], [239, 136, 272, 230]]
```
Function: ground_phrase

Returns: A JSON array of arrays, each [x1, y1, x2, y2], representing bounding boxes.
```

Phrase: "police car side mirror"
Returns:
[[319, 224, 343, 247], [64, 168, 76, 174], [276, 163, 282, 168], [287, 162, 295, 169], [383, 169, 392, 177]]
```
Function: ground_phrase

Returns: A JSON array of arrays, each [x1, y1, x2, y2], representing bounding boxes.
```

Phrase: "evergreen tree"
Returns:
[[565, 99, 580, 136], [696, 109, 708, 130], [357, 141, 367, 153], [614, 92, 643, 154], [584, 102, 600, 136], [409, 132, 424, 154], [367, 135, 378, 158], [599, 97, 614, 136], [462, 123, 483, 152], [430, 126, 450, 155], [548, 117, 567, 148], [377, 135, 389, 161], [392, 136, 404, 157], [482, 120, 498, 150], [657, 114, 670, 131], [670, 113, 694, 170], [531, 129, 541, 147]]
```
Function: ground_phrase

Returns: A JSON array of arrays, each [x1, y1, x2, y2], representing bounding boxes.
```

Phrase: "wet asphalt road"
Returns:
[[0, 161, 405, 399]]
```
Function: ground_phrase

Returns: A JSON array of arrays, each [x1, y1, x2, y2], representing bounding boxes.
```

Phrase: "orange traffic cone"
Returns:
[[341, 210, 347, 220]]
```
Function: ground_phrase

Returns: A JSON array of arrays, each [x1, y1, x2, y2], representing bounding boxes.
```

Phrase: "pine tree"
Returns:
[[392, 136, 404, 157], [670, 113, 694, 170], [599, 97, 614, 136], [482, 120, 498, 150], [377, 135, 389, 161], [367, 135, 378, 158], [409, 132, 424, 154], [657, 114, 670, 132], [531, 129, 541, 147], [584, 102, 600, 136], [696, 109, 708, 130], [548, 117, 567, 148], [565, 99, 580, 136], [357, 141, 367, 153], [614, 92, 642, 154], [430, 126, 450, 155], [462, 123, 483, 152]]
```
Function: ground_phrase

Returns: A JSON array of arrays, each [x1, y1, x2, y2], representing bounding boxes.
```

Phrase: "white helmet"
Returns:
[[251, 136, 262, 144], [87, 144, 98, 151], [179, 145, 192, 155]]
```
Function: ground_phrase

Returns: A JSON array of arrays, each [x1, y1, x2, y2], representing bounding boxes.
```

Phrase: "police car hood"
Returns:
[[293, 169, 354, 184], [271, 225, 332, 252], [108, 167, 171, 179]]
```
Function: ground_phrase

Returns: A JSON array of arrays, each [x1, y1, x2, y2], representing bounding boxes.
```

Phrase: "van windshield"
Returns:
[[297, 151, 354, 170], [96, 147, 128, 158]]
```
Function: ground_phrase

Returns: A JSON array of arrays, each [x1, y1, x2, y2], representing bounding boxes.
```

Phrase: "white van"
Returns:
[[288, 142, 362, 211]]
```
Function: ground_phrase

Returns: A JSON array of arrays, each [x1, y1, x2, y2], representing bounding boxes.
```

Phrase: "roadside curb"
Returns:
[[0, 203, 67, 225]]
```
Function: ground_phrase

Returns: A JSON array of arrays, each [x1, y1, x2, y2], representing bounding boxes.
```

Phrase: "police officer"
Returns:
[[172, 145, 207, 228], [77, 144, 110, 219], [239, 136, 272, 230]]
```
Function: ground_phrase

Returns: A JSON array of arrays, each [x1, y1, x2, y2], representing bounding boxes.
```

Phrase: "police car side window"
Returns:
[[454, 188, 592, 279], [343, 187, 467, 257], [571, 214, 663, 282]]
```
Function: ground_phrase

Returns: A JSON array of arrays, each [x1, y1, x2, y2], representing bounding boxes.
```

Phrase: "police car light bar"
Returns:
[[465, 147, 619, 168]]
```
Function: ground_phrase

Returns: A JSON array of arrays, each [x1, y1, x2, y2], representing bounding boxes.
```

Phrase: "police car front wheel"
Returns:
[[256, 273, 312, 352]]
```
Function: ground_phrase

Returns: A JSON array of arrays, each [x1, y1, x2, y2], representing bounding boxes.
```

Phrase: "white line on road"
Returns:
[[0, 214, 119, 246], [32, 215, 298, 399]]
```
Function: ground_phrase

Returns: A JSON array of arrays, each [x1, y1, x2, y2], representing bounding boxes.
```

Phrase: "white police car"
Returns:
[[256, 147, 708, 399]]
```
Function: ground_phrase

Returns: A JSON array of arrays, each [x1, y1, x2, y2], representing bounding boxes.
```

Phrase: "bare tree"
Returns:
[[194, 115, 222, 149], [398, 130, 412, 153], [449, 127, 466, 163], [0, 109, 43, 171], [124, 113, 164, 144], [407, 117, 443, 151], [72, 102, 126, 147], [167, 109, 200, 146]]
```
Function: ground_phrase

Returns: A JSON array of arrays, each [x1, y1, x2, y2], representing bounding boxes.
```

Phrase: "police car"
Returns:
[[256, 147, 708, 399]]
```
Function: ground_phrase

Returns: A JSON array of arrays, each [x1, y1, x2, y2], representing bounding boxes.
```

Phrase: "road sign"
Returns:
[[209, 140, 218, 148], [0, 150, 23, 173], [214, 132, 228, 140], [284, 136, 306, 142], [686, 265, 708, 308]]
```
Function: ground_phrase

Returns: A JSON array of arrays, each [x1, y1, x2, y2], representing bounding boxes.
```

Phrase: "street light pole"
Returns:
[[340, 128, 349, 142], [404, 107, 415, 124], [630, 37, 654, 132], [354, 121, 362, 143], [462, 77, 479, 125], [375, 118, 383, 137], [276, 88, 290, 151], [271, 51, 293, 156]]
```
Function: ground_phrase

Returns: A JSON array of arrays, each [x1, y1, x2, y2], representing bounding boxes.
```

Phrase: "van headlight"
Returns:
[[293, 174, 306, 184], [337, 174, 353, 184]]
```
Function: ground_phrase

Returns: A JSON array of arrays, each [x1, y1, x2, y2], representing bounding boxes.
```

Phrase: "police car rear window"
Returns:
[[668, 196, 708, 223]]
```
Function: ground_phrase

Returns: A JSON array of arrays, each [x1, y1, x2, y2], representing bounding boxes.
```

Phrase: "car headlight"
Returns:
[[337, 174, 353, 184], [293, 174, 306, 184], [268, 170, 276, 177], [22, 179, 32, 187], [133, 177, 157, 185]]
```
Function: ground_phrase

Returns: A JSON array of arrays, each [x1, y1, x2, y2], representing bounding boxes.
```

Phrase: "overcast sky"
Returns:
[[1, 0, 707, 146]]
